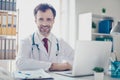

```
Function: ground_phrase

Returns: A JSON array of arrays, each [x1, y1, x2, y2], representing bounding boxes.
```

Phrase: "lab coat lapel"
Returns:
[[49, 34, 58, 60], [34, 32, 49, 56]]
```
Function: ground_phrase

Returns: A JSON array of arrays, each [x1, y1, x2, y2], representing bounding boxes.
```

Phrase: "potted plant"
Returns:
[[93, 67, 104, 80], [92, 21, 97, 33]]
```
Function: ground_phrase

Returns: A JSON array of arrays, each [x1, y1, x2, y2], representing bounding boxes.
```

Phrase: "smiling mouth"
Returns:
[[39, 26, 51, 36], [41, 26, 50, 31]]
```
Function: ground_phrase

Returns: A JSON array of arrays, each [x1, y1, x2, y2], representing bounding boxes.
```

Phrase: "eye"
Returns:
[[39, 18, 43, 21], [47, 18, 53, 22]]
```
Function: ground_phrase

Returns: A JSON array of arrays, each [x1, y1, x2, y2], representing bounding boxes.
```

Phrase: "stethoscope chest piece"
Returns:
[[56, 50, 59, 56]]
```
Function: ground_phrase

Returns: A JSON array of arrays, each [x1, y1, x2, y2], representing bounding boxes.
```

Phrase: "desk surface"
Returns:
[[13, 71, 120, 80], [49, 72, 120, 80]]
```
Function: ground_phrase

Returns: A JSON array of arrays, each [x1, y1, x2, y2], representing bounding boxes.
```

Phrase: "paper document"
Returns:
[[13, 69, 53, 80]]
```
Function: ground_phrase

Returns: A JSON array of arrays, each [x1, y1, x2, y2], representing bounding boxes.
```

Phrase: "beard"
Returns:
[[39, 25, 51, 36]]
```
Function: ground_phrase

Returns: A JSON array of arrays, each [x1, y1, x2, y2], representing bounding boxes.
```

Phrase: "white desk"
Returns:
[[0, 60, 118, 80], [13, 72, 120, 80], [49, 72, 120, 80]]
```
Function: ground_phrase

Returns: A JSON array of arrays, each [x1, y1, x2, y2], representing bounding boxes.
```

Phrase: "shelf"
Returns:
[[0, 35, 16, 39], [79, 12, 114, 41], [92, 14, 114, 20], [92, 13, 114, 40], [92, 33, 112, 36], [0, 10, 17, 14], [0, 0, 17, 60]]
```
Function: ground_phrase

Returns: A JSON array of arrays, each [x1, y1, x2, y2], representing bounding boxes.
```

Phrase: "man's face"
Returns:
[[35, 9, 54, 37]]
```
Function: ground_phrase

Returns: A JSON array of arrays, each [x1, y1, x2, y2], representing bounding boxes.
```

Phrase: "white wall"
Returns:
[[60, 0, 76, 48], [76, 0, 120, 21]]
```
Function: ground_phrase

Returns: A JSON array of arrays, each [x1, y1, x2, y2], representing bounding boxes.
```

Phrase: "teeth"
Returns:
[[42, 26, 48, 29]]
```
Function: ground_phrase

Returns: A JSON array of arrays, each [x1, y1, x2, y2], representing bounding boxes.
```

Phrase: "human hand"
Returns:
[[49, 62, 72, 71]]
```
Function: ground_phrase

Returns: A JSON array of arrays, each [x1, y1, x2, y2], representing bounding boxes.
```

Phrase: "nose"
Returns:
[[42, 21, 49, 26]]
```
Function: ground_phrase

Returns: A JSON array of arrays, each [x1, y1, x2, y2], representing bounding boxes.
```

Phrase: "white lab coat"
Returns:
[[16, 31, 74, 70]]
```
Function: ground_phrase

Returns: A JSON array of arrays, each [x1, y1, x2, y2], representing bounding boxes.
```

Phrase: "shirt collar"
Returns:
[[36, 30, 52, 42]]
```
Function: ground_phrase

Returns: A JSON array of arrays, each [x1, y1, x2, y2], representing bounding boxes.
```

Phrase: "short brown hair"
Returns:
[[34, 3, 56, 18]]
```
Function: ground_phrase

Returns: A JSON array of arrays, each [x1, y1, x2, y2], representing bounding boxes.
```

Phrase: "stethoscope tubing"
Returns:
[[31, 33, 60, 58]]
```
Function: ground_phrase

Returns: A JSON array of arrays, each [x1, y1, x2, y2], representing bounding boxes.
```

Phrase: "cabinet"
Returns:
[[0, 0, 18, 59], [78, 12, 113, 42], [78, 12, 120, 60]]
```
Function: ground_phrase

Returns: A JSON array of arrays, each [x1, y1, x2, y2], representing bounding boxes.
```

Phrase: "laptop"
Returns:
[[54, 40, 112, 77]]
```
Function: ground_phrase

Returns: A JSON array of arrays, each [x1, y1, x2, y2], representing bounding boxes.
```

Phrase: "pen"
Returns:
[[114, 65, 120, 74], [109, 57, 117, 68], [109, 57, 114, 63], [18, 71, 31, 76]]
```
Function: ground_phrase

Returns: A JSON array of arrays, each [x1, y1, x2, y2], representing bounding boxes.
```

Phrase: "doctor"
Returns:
[[16, 3, 74, 71]]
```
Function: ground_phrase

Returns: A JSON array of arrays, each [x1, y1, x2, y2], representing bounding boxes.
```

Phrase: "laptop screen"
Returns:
[[72, 40, 112, 76]]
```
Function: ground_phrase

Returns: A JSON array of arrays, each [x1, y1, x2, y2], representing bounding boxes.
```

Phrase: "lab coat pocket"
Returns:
[[55, 51, 65, 63], [49, 51, 61, 63]]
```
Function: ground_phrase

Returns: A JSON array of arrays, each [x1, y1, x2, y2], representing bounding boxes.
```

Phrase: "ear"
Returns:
[[53, 19, 55, 24]]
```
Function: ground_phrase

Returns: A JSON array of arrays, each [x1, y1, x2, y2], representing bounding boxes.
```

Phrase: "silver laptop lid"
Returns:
[[72, 40, 112, 76]]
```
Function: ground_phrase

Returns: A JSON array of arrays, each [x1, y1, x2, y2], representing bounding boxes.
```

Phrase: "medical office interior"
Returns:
[[0, 0, 120, 79]]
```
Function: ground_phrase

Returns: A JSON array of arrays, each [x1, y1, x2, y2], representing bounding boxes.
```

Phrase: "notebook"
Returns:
[[13, 69, 54, 80], [55, 40, 112, 77]]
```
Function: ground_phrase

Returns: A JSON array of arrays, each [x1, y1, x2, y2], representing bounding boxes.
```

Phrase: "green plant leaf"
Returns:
[[92, 22, 96, 29], [93, 67, 104, 72]]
